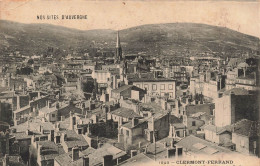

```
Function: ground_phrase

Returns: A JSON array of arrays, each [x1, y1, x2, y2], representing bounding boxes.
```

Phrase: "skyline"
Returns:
[[1, 1, 259, 38]]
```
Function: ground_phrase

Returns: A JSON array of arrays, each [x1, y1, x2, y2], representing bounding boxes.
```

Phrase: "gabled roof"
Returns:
[[176, 135, 234, 155], [119, 153, 154, 166], [110, 107, 142, 119], [223, 88, 249, 96]]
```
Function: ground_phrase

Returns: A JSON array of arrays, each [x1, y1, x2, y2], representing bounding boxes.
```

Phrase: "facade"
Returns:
[[130, 78, 176, 99], [215, 89, 258, 127]]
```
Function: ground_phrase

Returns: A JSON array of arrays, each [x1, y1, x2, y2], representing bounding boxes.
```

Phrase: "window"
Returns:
[[126, 130, 129, 136], [160, 84, 165, 90], [152, 84, 157, 90], [192, 121, 196, 126], [168, 84, 173, 90], [52, 114, 55, 118]]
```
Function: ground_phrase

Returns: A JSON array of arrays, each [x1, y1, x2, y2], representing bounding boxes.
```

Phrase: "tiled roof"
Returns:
[[119, 153, 154, 166], [110, 107, 142, 119], [55, 143, 126, 166], [176, 135, 235, 155], [201, 124, 232, 135], [232, 119, 260, 137], [121, 119, 147, 129], [112, 85, 134, 93], [63, 130, 88, 149], [185, 103, 215, 116], [37, 141, 65, 161], [223, 88, 249, 96]]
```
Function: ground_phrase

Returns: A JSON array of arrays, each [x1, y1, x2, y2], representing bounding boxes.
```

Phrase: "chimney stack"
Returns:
[[167, 148, 176, 159], [164, 142, 167, 148], [170, 139, 175, 148], [83, 156, 89, 166], [61, 133, 67, 142], [132, 118, 138, 127], [55, 135, 61, 144], [17, 95, 20, 110], [70, 112, 76, 130], [3, 154, 9, 166], [72, 147, 79, 161], [38, 145, 43, 156], [144, 145, 148, 154], [177, 146, 183, 157], [49, 130, 54, 142], [130, 150, 138, 158], [103, 155, 113, 166]]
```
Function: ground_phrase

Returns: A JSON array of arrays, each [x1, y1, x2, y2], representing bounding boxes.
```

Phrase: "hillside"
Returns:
[[0, 20, 259, 57]]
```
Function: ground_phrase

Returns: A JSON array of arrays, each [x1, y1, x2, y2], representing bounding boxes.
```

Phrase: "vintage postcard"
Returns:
[[0, 0, 259, 166]]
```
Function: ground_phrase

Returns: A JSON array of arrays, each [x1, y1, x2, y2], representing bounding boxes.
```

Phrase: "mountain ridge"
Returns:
[[0, 20, 259, 57]]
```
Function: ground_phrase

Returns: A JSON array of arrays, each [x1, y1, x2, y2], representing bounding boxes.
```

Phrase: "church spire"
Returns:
[[115, 30, 122, 62], [116, 31, 121, 48]]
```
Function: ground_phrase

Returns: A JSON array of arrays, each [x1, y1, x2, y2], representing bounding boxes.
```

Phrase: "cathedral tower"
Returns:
[[115, 31, 122, 62]]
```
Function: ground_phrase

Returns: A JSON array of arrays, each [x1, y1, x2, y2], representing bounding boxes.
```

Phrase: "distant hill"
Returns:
[[0, 20, 259, 57]]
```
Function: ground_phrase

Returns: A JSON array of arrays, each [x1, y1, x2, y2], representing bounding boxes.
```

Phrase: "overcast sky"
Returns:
[[1, 0, 259, 38]]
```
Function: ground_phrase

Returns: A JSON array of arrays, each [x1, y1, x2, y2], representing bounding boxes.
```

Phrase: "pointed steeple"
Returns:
[[115, 30, 122, 62], [116, 31, 121, 48]]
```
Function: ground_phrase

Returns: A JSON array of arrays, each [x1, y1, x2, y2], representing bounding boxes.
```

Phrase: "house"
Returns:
[[111, 85, 146, 101], [231, 119, 259, 156], [201, 124, 233, 146], [118, 118, 147, 147], [108, 107, 142, 123], [129, 77, 176, 99], [145, 113, 170, 142], [60, 130, 89, 153], [176, 135, 237, 157], [54, 143, 127, 166], [31, 140, 65, 166], [215, 88, 258, 127]]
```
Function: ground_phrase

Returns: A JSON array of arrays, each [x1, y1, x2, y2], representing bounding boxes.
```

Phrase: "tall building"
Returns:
[[115, 31, 122, 62]]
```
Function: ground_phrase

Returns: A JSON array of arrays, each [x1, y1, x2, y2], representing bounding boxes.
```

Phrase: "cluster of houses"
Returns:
[[0, 32, 259, 166]]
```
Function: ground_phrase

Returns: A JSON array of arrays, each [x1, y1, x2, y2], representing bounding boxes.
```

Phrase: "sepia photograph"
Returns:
[[0, 0, 259, 165]]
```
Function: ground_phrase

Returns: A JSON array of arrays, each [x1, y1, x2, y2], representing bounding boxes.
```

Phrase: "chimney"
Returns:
[[47, 100, 51, 109], [38, 145, 43, 156], [72, 147, 79, 161], [98, 142, 103, 148], [77, 128, 83, 135], [177, 147, 183, 157], [132, 118, 138, 127], [17, 95, 20, 110], [130, 150, 137, 158], [49, 130, 54, 142], [38, 92, 41, 98], [243, 67, 246, 77], [39, 125, 42, 133], [144, 145, 148, 154], [61, 133, 67, 142], [113, 75, 117, 89], [103, 155, 113, 166], [3, 154, 9, 166], [83, 156, 89, 166], [164, 142, 167, 148], [31, 134, 35, 143], [170, 139, 175, 148], [70, 112, 76, 130], [55, 135, 60, 144], [167, 148, 176, 159]]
